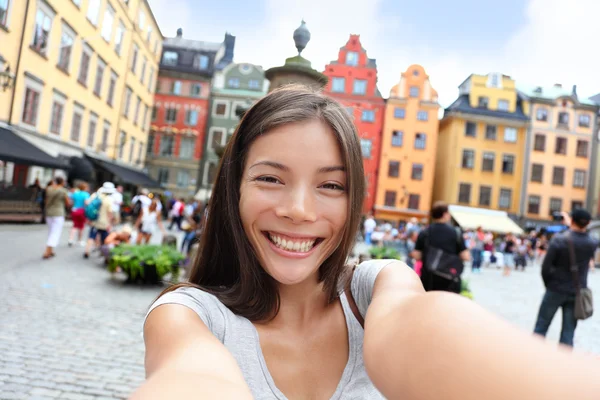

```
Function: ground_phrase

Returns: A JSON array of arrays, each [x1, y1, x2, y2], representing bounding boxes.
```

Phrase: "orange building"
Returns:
[[323, 35, 384, 213], [374, 65, 439, 222]]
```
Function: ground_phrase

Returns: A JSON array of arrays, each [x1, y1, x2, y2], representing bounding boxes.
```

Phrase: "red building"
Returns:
[[323, 35, 385, 213]]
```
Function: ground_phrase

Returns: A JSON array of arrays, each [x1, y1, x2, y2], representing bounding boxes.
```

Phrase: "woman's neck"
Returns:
[[269, 276, 330, 330]]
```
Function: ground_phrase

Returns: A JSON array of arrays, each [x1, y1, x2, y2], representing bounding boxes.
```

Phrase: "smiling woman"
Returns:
[[136, 86, 600, 400]]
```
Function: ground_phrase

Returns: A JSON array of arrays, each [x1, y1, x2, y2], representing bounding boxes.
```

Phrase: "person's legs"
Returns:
[[84, 227, 98, 258], [560, 295, 578, 347], [44, 216, 57, 257], [534, 290, 563, 338], [143, 233, 152, 244], [365, 231, 372, 245]]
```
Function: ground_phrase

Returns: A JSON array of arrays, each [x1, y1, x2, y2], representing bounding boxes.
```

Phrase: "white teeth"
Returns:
[[293, 242, 300, 251], [268, 233, 317, 253]]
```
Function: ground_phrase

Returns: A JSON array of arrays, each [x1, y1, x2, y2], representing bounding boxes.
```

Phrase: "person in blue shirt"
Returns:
[[68, 182, 91, 246]]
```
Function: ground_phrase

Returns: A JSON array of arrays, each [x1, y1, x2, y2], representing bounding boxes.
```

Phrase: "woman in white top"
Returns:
[[135, 86, 600, 400], [135, 199, 165, 245]]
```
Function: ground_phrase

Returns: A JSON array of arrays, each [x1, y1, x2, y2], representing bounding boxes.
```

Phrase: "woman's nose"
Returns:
[[275, 187, 317, 223]]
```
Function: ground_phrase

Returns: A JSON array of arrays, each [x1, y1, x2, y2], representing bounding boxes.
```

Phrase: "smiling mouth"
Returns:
[[263, 232, 324, 253]]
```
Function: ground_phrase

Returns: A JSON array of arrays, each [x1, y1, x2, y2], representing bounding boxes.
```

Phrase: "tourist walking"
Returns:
[[112, 185, 124, 225], [43, 177, 71, 259], [503, 233, 516, 276], [468, 227, 485, 273], [363, 213, 376, 244], [68, 182, 90, 246], [533, 210, 597, 346], [136, 199, 166, 244], [168, 198, 185, 231], [83, 182, 115, 259]]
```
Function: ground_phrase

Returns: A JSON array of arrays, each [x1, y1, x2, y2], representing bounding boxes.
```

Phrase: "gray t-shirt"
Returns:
[[145, 259, 393, 399]]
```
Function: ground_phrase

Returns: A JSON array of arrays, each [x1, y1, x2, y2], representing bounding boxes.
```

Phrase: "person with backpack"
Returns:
[[83, 182, 115, 259], [168, 198, 185, 231], [411, 201, 470, 293]]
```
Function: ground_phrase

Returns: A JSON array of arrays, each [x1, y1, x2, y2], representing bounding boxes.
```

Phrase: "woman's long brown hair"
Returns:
[[160, 85, 365, 321]]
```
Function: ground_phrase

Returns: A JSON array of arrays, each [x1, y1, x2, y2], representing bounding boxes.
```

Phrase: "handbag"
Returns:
[[566, 233, 593, 320], [423, 227, 464, 282]]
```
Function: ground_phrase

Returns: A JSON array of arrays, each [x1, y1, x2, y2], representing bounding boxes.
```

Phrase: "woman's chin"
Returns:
[[266, 264, 317, 286]]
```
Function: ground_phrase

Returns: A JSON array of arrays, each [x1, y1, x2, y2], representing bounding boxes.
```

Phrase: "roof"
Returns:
[[444, 94, 529, 121], [86, 155, 160, 188], [163, 37, 222, 52], [449, 205, 523, 235], [518, 84, 597, 107], [212, 88, 266, 98], [0, 127, 69, 169]]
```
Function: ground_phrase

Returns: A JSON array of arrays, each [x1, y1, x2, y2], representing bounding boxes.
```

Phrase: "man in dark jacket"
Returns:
[[533, 209, 598, 346]]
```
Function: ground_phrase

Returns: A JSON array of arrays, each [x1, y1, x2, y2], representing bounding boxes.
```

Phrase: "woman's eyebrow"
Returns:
[[249, 161, 345, 174]]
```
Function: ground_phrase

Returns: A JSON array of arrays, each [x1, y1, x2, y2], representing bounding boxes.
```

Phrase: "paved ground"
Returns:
[[1, 226, 600, 399]]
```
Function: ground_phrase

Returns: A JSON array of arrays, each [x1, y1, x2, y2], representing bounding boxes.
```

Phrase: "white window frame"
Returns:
[[231, 101, 246, 119], [87, 112, 98, 149], [331, 77, 345, 93], [20, 76, 44, 129], [212, 100, 230, 118], [78, 43, 93, 87], [101, 3, 115, 42], [172, 80, 182, 95], [131, 43, 139, 74], [101, 120, 111, 153], [0, 0, 12, 28], [138, 9, 145, 30], [129, 136, 136, 163], [353, 79, 367, 95], [86, 0, 101, 26], [185, 109, 199, 126], [504, 127, 517, 143], [114, 19, 125, 55], [177, 170, 190, 188], [162, 51, 178, 66], [207, 127, 226, 151], [179, 137, 194, 159], [32, 1, 55, 56], [93, 57, 106, 97], [345, 51, 358, 66], [417, 111, 428, 121], [70, 103, 85, 144], [57, 22, 76, 72], [118, 131, 126, 159], [497, 99, 509, 111], [49, 90, 66, 136], [140, 56, 147, 84], [148, 67, 155, 92], [191, 83, 202, 97]]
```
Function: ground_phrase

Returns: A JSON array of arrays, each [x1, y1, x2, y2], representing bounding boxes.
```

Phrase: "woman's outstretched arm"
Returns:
[[364, 263, 600, 400]]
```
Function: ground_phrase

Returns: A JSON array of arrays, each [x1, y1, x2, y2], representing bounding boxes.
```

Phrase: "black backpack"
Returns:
[[132, 199, 142, 218]]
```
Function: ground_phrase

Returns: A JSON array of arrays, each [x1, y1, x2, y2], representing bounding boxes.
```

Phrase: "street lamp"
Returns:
[[0, 54, 15, 92]]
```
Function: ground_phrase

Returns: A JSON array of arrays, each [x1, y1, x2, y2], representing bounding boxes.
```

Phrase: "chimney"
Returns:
[[176, 28, 183, 38], [572, 84, 578, 98], [553, 83, 562, 88]]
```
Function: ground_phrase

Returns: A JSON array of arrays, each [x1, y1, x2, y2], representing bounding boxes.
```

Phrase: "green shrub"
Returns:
[[369, 246, 402, 260], [109, 244, 184, 283]]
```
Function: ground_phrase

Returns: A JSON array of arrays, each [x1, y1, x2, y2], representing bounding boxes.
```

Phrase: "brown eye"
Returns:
[[256, 176, 281, 184], [320, 183, 344, 191]]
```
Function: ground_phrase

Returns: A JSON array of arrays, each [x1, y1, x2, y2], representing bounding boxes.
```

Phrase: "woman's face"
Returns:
[[239, 119, 348, 286]]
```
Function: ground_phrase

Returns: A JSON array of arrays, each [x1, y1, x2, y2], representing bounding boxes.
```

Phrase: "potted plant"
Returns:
[[108, 244, 184, 284], [369, 246, 402, 261]]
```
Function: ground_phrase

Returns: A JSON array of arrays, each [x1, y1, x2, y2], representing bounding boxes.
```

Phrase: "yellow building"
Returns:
[[434, 73, 529, 216], [374, 64, 439, 222], [518, 84, 598, 224], [0, 0, 162, 188]]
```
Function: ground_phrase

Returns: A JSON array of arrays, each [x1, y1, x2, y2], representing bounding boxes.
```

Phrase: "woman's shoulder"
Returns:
[[350, 259, 405, 317], [145, 286, 231, 341]]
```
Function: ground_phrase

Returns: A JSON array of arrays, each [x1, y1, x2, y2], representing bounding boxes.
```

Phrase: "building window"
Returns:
[[107, 70, 117, 106], [499, 189, 511, 209], [140, 56, 147, 84], [176, 170, 190, 188], [558, 112, 569, 127], [128, 137, 135, 162], [534, 134, 546, 151], [0, 0, 9, 27], [162, 51, 178, 65], [209, 128, 225, 150], [573, 169, 586, 188], [117, 131, 126, 159], [353, 79, 367, 95], [93, 59, 105, 97], [49, 101, 64, 135], [482, 152, 495, 172], [408, 194, 420, 210], [205, 162, 218, 186], [138, 9, 145, 29], [345, 51, 358, 66], [504, 127, 517, 143], [388, 161, 400, 177], [214, 102, 227, 116], [552, 166, 565, 185], [502, 154, 515, 174], [147, 132, 155, 154], [70, 109, 83, 143], [228, 78, 240, 88], [549, 198, 562, 216], [411, 163, 423, 180], [528, 195, 540, 214], [409, 86, 419, 98], [114, 20, 125, 55], [134, 96, 141, 126], [479, 186, 491, 207], [137, 141, 144, 164], [536, 108, 548, 121], [185, 110, 199, 126], [87, 0, 101, 25], [193, 54, 209, 70], [148, 68, 154, 92], [101, 4, 114, 41], [576, 140, 589, 158], [158, 168, 169, 185], [498, 99, 509, 111], [57, 25, 74, 72], [160, 135, 174, 157], [165, 108, 177, 123], [179, 138, 194, 159], [172, 80, 182, 95], [101, 122, 110, 153], [331, 77, 345, 93], [394, 108, 405, 119], [555, 137, 567, 154], [478, 96, 489, 108], [462, 149, 475, 169], [579, 114, 591, 127], [392, 130, 403, 147], [417, 111, 428, 121], [87, 114, 97, 148], [32, 7, 53, 55], [131, 43, 139, 73], [78, 48, 91, 86], [485, 124, 497, 140], [151, 106, 158, 121], [146, 26, 152, 43], [458, 183, 471, 204], [191, 83, 201, 97], [465, 121, 477, 137], [360, 139, 372, 158], [248, 79, 260, 90], [22, 88, 40, 126], [531, 164, 543, 183], [384, 191, 396, 207], [361, 110, 375, 122], [414, 133, 426, 150], [123, 87, 132, 118], [572, 201, 584, 211]]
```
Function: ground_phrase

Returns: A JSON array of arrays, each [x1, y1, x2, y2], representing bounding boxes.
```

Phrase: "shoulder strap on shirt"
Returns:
[[344, 264, 364, 328]]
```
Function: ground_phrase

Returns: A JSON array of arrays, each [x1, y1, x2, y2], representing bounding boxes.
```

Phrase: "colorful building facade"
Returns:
[[434, 73, 529, 216], [323, 35, 384, 213], [374, 65, 439, 222], [146, 29, 234, 198], [0, 0, 162, 188], [519, 85, 598, 224]]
